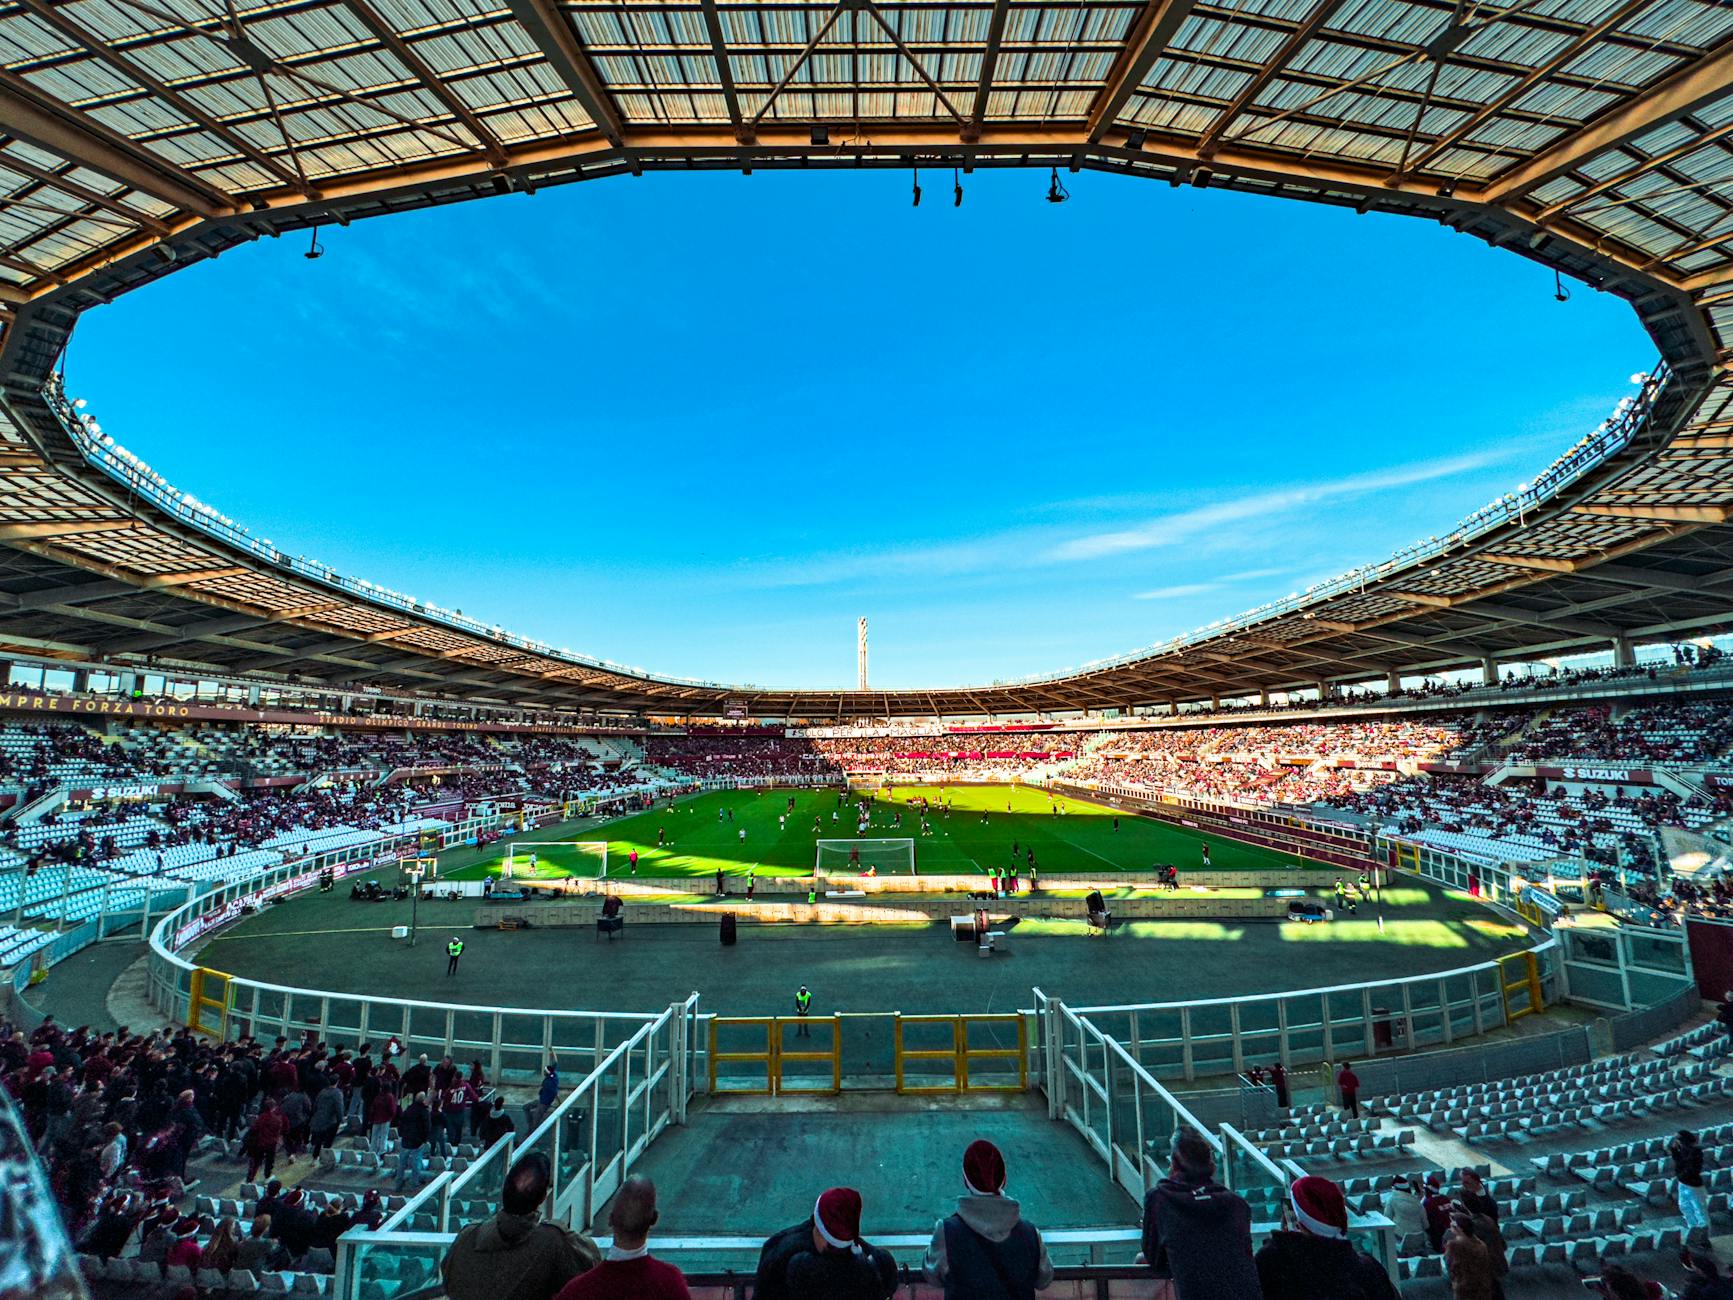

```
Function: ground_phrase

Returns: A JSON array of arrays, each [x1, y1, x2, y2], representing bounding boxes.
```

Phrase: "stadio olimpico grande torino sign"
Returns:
[[0, 688, 635, 736]]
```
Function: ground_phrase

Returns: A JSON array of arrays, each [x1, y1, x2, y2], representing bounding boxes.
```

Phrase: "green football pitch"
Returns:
[[439, 784, 1305, 881]]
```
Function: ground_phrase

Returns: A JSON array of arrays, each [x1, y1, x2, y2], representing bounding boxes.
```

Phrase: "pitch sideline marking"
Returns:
[[203, 925, 403, 942]]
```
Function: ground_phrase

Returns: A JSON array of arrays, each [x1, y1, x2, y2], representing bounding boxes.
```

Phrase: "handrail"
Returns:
[[1065, 935, 1559, 1016], [44, 362, 1670, 695]]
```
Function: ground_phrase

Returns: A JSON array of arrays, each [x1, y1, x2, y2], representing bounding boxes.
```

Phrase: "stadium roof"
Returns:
[[0, 0, 1731, 717]]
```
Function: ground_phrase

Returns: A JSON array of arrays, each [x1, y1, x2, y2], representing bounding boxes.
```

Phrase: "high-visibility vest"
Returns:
[[795, 991, 811, 1014], [447, 940, 463, 957]]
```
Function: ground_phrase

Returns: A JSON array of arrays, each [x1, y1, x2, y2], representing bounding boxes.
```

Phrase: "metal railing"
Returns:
[[337, 996, 694, 1299], [145, 818, 666, 1082]]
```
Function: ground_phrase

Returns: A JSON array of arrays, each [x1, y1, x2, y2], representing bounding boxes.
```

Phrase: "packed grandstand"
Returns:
[[2, 643, 1733, 955]]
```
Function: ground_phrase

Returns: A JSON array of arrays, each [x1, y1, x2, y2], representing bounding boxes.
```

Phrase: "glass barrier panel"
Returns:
[[1627, 932, 1687, 975], [444, 1132, 511, 1231], [347, 1235, 448, 1300], [593, 1057, 626, 1174]]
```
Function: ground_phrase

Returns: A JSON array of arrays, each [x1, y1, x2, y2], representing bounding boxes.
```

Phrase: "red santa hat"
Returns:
[[813, 1187, 864, 1253], [1289, 1176, 1347, 1240], [963, 1140, 1006, 1196]]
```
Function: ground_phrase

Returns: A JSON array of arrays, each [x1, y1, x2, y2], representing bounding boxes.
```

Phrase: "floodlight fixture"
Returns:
[[912, 166, 922, 207], [953, 168, 963, 207], [304, 228, 324, 260], [1046, 167, 1069, 203]]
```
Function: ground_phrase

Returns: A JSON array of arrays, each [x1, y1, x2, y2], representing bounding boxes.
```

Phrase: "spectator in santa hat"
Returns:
[[923, 1139, 1053, 1298], [754, 1187, 896, 1300], [164, 1216, 205, 1272], [1255, 1175, 1398, 1300]]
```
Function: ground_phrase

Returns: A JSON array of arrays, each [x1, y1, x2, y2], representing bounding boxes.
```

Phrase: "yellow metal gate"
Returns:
[[894, 1013, 1027, 1094], [708, 1015, 841, 1095], [187, 967, 232, 1038], [1499, 951, 1543, 1022]]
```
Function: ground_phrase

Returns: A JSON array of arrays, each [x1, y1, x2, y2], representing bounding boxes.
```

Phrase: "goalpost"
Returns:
[[502, 840, 609, 879], [815, 838, 916, 876]]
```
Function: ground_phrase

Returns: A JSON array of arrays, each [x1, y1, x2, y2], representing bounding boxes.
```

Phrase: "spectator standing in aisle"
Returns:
[[1270, 1060, 1290, 1109], [1254, 1176, 1399, 1300], [279, 1082, 311, 1161], [443, 1152, 599, 1300], [168, 1088, 205, 1178], [310, 1077, 344, 1162], [555, 1175, 689, 1300], [1336, 1060, 1362, 1119], [1443, 1213, 1493, 1300], [367, 1085, 398, 1156], [528, 1060, 560, 1130], [1138, 1127, 1261, 1299], [1422, 1174, 1453, 1255], [1458, 1169, 1499, 1223], [1673, 1128, 1712, 1249], [923, 1139, 1054, 1298], [755, 1187, 897, 1300], [243, 1099, 284, 1182], [395, 1092, 432, 1192], [441, 1075, 476, 1155]]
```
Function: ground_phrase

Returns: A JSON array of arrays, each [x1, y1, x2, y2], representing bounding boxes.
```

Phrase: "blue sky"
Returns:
[[67, 168, 1651, 690]]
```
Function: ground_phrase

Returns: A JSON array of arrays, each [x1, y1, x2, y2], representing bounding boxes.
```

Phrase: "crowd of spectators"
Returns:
[[0, 721, 655, 891], [808, 731, 1078, 776], [1324, 775, 1700, 871], [1, 1013, 525, 1283], [1062, 718, 1467, 807], [1507, 701, 1733, 766], [641, 734, 840, 781]]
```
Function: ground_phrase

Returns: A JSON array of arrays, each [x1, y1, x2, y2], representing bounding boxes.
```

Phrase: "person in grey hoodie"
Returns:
[[309, 1080, 345, 1160], [923, 1140, 1054, 1300]]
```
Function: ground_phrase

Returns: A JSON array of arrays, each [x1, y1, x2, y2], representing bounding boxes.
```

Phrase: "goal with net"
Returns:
[[815, 838, 916, 876], [501, 840, 609, 880]]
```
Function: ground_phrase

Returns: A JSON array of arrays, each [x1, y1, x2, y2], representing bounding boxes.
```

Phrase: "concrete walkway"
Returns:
[[19, 939, 146, 1032]]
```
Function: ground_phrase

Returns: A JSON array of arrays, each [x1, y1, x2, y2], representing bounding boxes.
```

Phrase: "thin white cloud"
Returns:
[[1047, 451, 1512, 563], [1131, 565, 1295, 602], [1132, 582, 1221, 600], [726, 448, 1516, 591]]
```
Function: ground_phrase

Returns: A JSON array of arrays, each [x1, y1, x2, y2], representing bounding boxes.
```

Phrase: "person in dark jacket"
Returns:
[[1682, 1250, 1733, 1300], [1255, 1175, 1399, 1300], [1422, 1173, 1453, 1255], [310, 1081, 345, 1160], [1674, 1129, 1712, 1249], [1457, 1169, 1499, 1223], [168, 1089, 206, 1178], [441, 1152, 599, 1300], [236, 1215, 288, 1274], [395, 1092, 432, 1192], [754, 1187, 896, 1300], [1139, 1127, 1261, 1300], [243, 1100, 285, 1182], [528, 1061, 559, 1129], [923, 1139, 1054, 1299], [273, 1189, 319, 1264]]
